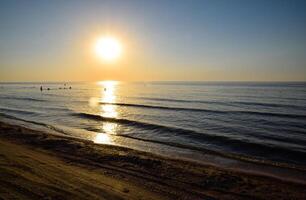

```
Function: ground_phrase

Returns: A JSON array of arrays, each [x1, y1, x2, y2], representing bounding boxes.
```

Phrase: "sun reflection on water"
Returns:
[[103, 122, 118, 134], [102, 105, 117, 118], [93, 81, 119, 144], [94, 122, 118, 144], [99, 81, 118, 118], [94, 133, 112, 144]]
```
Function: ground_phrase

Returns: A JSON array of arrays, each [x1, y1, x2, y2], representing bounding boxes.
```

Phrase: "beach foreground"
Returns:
[[0, 121, 305, 200]]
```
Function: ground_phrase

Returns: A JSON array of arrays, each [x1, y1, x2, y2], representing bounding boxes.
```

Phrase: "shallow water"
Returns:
[[0, 81, 306, 167]]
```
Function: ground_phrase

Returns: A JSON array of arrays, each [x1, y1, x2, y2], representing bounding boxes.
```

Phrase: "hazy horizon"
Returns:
[[1, 0, 306, 82], [1, 80, 306, 84]]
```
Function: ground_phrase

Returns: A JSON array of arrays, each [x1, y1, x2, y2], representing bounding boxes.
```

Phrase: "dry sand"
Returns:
[[0, 121, 306, 200]]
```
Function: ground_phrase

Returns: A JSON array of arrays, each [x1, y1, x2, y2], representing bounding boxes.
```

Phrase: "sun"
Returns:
[[95, 37, 122, 62]]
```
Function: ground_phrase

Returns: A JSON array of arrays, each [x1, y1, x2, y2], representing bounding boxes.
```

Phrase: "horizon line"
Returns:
[[1, 80, 306, 83]]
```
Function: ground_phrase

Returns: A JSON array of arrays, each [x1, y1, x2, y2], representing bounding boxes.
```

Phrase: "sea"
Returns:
[[1, 81, 306, 174]]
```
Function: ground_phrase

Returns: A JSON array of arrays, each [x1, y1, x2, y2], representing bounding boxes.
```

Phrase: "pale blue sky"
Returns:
[[1, 0, 306, 81]]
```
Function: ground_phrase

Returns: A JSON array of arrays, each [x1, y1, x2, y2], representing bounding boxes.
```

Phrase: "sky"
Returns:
[[0, 0, 306, 82]]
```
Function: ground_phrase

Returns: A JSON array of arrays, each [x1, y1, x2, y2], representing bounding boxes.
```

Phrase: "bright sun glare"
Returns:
[[95, 37, 122, 61]]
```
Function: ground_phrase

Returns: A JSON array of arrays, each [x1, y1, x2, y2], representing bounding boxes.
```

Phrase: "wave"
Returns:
[[136, 97, 306, 110], [136, 97, 220, 104], [233, 101, 306, 110], [1, 110, 306, 168], [99, 102, 306, 119], [0, 96, 47, 102], [73, 112, 306, 166], [31, 106, 73, 113], [112, 134, 306, 169], [0, 112, 70, 136], [0, 107, 41, 115]]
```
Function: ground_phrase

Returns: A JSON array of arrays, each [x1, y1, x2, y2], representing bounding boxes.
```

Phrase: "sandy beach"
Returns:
[[0, 121, 305, 200]]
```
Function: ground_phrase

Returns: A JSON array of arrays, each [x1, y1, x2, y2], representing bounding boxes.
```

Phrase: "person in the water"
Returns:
[[40, 86, 43, 91]]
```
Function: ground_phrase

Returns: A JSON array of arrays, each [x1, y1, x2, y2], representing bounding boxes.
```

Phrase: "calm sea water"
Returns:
[[1, 81, 306, 167]]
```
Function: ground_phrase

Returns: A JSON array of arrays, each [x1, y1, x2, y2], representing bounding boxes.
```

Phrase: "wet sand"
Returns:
[[0, 121, 306, 200]]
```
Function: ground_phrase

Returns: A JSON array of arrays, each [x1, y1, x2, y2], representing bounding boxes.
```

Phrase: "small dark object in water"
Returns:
[[69, 86, 72, 89], [59, 87, 62, 89], [104, 88, 106, 91], [40, 86, 43, 91], [47, 88, 50, 90]]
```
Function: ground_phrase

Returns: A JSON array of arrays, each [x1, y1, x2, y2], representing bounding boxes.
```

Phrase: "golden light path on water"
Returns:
[[94, 81, 118, 144]]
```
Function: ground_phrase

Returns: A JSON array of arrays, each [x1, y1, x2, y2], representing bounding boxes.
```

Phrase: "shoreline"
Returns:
[[2, 113, 306, 184], [1, 120, 306, 199]]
